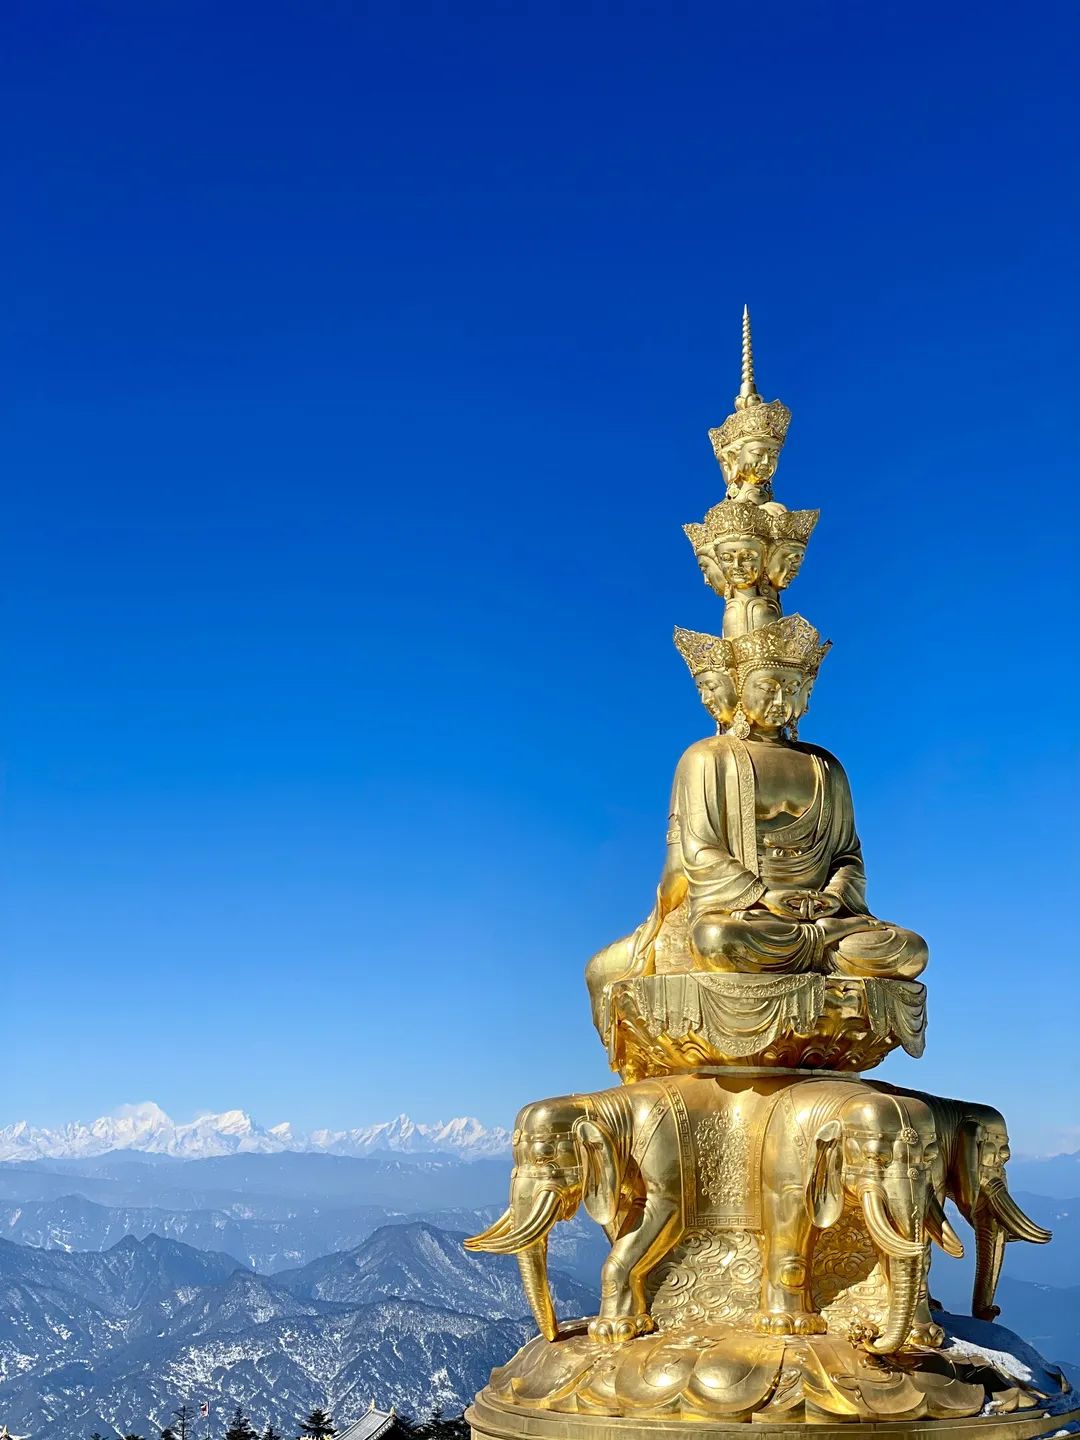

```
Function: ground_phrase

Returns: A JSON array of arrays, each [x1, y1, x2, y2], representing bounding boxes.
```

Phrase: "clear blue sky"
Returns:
[[3, 2, 1077, 1152]]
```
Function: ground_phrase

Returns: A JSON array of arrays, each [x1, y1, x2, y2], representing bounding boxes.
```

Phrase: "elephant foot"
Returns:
[[752, 1309, 827, 1336], [909, 1320, 946, 1349], [588, 1313, 656, 1345]]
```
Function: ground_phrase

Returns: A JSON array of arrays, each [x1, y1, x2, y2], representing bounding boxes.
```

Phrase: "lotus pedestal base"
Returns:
[[467, 1316, 1077, 1438]]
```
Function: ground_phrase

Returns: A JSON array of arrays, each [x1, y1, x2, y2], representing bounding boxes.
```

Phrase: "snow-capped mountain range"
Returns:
[[0, 1101, 510, 1163]]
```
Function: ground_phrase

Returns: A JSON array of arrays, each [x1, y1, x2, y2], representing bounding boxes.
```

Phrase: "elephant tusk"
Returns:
[[464, 1206, 515, 1251], [926, 1192, 965, 1258], [861, 1186, 926, 1261], [985, 1180, 1052, 1244], [464, 1191, 562, 1255]]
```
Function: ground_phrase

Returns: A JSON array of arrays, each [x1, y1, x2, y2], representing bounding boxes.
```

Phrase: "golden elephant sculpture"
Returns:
[[466, 1073, 963, 1353]]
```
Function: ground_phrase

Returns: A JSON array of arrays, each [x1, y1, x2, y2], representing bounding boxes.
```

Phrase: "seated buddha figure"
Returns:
[[585, 616, 927, 1028], [683, 502, 780, 639], [670, 616, 928, 980]]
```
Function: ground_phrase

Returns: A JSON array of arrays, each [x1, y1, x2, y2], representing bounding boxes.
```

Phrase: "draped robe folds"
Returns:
[[655, 736, 927, 979]]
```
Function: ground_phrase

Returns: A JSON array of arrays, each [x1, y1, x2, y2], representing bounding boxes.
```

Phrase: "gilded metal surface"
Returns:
[[466, 313, 1061, 1431], [605, 971, 926, 1079]]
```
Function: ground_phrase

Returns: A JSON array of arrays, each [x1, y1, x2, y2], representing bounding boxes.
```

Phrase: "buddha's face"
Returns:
[[766, 541, 806, 589], [694, 668, 737, 725], [740, 664, 810, 733], [695, 548, 726, 594], [715, 537, 766, 590], [737, 438, 778, 484]]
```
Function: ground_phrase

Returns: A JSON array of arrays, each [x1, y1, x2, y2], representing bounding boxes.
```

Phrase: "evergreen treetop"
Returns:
[[296, 1406, 337, 1438]]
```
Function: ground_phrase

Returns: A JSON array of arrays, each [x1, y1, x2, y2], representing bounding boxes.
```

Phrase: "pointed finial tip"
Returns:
[[737, 303, 759, 406]]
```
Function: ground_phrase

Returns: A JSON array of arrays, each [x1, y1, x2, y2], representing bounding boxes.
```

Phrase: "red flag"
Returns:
[[200, 1401, 210, 1417]]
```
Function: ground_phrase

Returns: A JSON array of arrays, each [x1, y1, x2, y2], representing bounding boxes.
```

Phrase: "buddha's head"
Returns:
[[739, 663, 812, 734], [765, 540, 806, 590], [694, 667, 738, 727], [673, 626, 736, 731], [729, 614, 831, 740], [694, 547, 727, 594], [683, 502, 770, 599], [723, 436, 779, 488], [715, 536, 767, 592]]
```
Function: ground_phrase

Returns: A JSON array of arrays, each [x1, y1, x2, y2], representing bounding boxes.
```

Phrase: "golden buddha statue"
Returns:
[[466, 310, 1073, 1439], [665, 616, 928, 981]]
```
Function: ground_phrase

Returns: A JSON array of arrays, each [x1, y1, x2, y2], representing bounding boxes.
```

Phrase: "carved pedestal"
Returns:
[[606, 973, 926, 1080]]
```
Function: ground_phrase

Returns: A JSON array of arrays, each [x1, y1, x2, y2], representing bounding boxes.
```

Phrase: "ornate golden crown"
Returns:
[[729, 614, 831, 679], [708, 307, 791, 458], [673, 626, 733, 678], [683, 501, 771, 551], [769, 508, 820, 544]]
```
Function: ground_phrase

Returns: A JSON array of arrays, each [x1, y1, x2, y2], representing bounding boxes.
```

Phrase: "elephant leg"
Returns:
[[754, 1188, 826, 1336], [589, 1193, 680, 1344]]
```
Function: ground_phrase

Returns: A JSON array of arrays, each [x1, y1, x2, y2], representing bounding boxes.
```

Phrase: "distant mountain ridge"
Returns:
[[0, 1221, 592, 1438], [0, 1102, 510, 1162]]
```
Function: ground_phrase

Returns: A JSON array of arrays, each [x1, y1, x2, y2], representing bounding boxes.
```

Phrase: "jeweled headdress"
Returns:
[[769, 508, 820, 545], [708, 306, 791, 462], [673, 626, 733, 678], [728, 613, 831, 680], [682, 500, 771, 552]]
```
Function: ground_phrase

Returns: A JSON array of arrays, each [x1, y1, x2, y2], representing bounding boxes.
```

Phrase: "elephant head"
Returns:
[[465, 1094, 612, 1340], [947, 1104, 1051, 1322], [806, 1093, 963, 1353]]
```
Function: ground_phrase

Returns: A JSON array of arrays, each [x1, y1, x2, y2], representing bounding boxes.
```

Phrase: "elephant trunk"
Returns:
[[972, 1209, 1006, 1321], [860, 1186, 925, 1261], [517, 1241, 558, 1341], [970, 1182, 1050, 1322], [869, 1256, 921, 1353]]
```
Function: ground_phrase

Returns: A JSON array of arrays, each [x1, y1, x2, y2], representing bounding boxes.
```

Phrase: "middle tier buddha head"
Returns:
[[765, 507, 820, 590], [683, 501, 771, 598], [683, 501, 819, 603], [728, 613, 831, 740]]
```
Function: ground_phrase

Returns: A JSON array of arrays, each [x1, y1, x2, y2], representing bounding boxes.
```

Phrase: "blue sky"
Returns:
[[3, 1, 1078, 1152]]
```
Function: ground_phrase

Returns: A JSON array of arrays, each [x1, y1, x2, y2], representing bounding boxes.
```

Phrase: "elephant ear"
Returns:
[[573, 1117, 621, 1226], [805, 1118, 844, 1230]]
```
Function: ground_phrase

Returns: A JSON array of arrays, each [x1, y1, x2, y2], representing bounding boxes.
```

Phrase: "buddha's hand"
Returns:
[[762, 888, 817, 920], [762, 888, 841, 921]]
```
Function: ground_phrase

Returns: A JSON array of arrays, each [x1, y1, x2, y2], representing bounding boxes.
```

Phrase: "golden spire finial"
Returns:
[[736, 304, 761, 411]]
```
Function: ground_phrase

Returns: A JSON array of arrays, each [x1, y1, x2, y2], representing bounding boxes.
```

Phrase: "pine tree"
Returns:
[[296, 1407, 337, 1438], [162, 1430, 178, 1440], [262, 1426, 284, 1440], [173, 1403, 193, 1440], [224, 1406, 258, 1440]]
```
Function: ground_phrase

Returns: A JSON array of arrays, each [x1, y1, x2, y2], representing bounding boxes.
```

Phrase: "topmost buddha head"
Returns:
[[708, 306, 791, 498]]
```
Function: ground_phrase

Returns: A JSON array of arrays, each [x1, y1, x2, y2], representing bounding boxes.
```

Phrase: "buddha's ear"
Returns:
[[805, 1119, 844, 1230], [573, 1118, 621, 1226]]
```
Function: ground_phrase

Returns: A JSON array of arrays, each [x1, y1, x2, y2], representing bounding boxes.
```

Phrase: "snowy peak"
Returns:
[[0, 1104, 510, 1163]]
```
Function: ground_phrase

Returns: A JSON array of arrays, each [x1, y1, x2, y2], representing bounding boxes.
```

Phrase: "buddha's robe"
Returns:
[[665, 735, 927, 979]]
